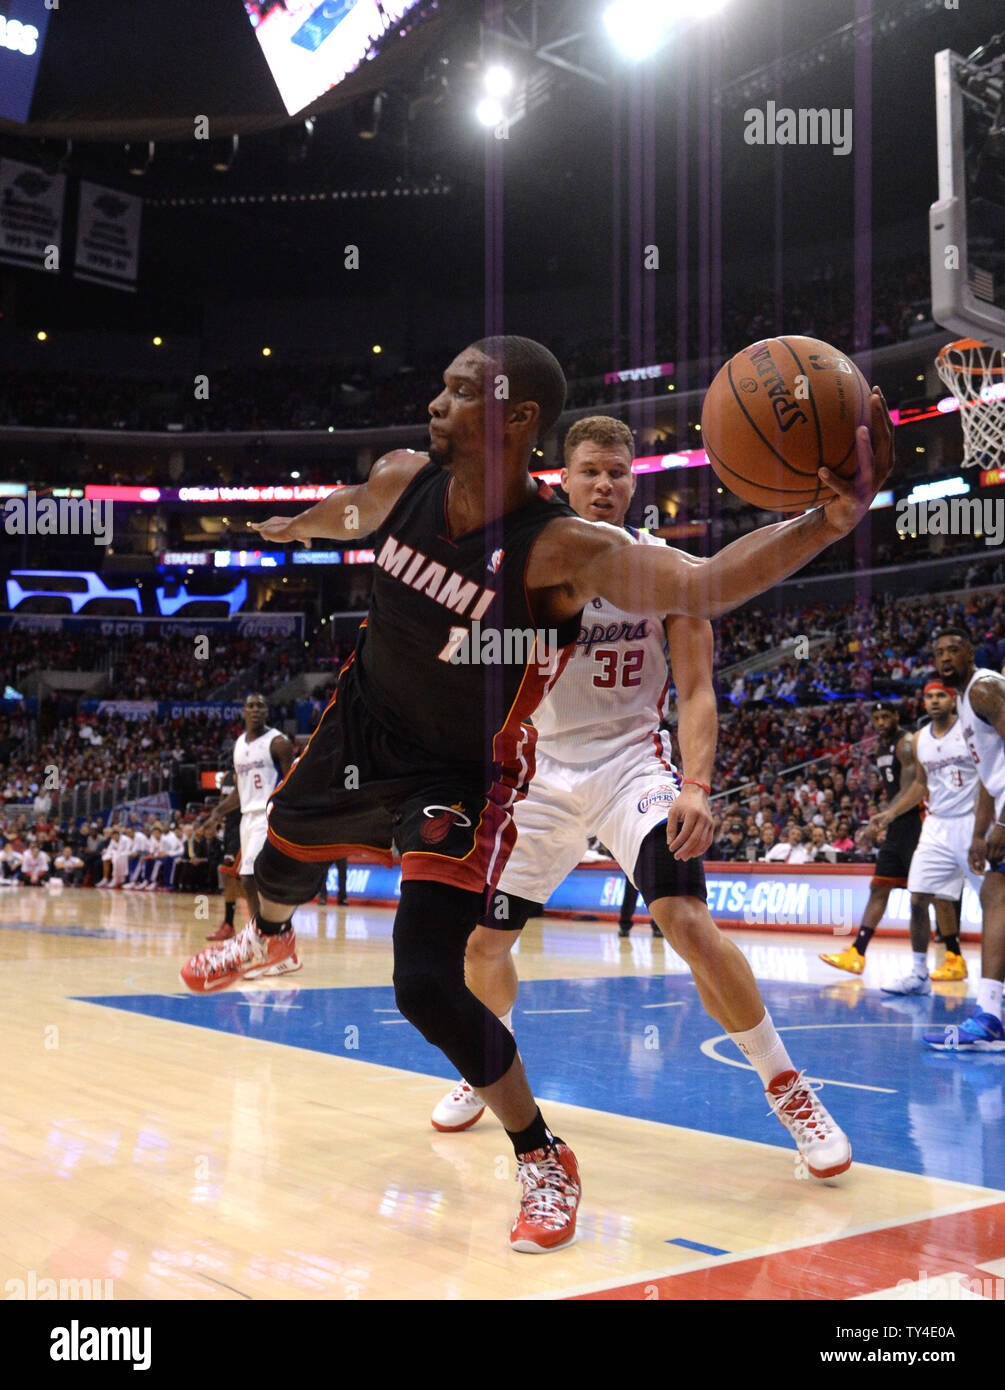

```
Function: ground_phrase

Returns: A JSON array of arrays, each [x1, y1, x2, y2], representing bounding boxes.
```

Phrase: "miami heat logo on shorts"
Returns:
[[420, 803, 474, 845]]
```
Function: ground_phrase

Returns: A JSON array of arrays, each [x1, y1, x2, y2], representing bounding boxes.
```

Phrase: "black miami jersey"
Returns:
[[260, 459, 583, 898], [873, 732, 922, 883], [357, 459, 581, 771], [875, 736, 921, 831]]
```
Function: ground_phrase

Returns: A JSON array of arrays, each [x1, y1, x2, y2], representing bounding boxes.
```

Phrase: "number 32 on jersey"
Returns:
[[592, 648, 644, 688]]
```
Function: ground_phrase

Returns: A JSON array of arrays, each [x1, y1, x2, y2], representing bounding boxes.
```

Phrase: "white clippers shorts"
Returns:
[[906, 811, 982, 898], [497, 733, 681, 905], [239, 809, 269, 874]]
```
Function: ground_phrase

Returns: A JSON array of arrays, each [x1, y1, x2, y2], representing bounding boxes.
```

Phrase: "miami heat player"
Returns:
[[201, 693, 295, 974], [819, 703, 921, 978], [429, 415, 850, 1181], [181, 337, 892, 1252]]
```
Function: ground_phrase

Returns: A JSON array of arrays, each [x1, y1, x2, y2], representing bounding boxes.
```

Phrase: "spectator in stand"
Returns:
[[716, 823, 751, 862], [80, 822, 105, 885], [807, 826, 837, 863], [52, 844, 84, 885], [763, 826, 811, 864], [172, 824, 212, 894], [0, 838, 21, 884], [18, 843, 50, 885], [830, 819, 856, 853], [757, 823, 781, 858]]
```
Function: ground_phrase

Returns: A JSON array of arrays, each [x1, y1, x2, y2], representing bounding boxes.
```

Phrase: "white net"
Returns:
[[935, 338, 1005, 469]]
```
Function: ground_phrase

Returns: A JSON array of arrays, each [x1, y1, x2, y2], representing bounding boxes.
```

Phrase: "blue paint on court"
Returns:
[[666, 1237, 730, 1255], [75, 974, 1005, 1191], [0, 921, 177, 940]]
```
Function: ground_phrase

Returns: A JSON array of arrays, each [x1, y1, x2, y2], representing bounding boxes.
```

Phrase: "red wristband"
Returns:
[[682, 778, 711, 796]]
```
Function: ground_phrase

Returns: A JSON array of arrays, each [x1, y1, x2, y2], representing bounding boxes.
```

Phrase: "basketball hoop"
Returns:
[[935, 338, 1005, 468]]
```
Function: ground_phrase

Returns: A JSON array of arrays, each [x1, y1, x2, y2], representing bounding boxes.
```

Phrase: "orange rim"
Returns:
[[937, 339, 1005, 375]]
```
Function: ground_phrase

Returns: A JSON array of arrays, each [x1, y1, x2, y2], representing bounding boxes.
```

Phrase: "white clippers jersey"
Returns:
[[234, 727, 282, 813], [917, 719, 978, 816], [531, 528, 672, 766], [959, 668, 1005, 801]]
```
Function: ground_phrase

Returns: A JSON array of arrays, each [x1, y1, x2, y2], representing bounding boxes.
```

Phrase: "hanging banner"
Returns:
[[0, 158, 64, 271], [74, 181, 142, 291]]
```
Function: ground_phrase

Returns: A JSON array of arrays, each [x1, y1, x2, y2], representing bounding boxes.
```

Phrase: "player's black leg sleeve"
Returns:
[[393, 880, 518, 1089], [633, 823, 708, 907], [481, 888, 540, 932], [253, 838, 327, 908]]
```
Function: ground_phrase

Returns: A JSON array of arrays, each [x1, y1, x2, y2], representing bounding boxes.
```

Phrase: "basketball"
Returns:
[[700, 335, 871, 511]]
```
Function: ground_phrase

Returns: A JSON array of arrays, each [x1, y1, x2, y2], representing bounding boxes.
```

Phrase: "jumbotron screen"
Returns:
[[244, 0, 423, 117], [0, 2, 52, 123]]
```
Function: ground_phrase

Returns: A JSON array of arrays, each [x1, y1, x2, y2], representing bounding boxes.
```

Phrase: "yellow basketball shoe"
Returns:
[[819, 944, 865, 975], [930, 951, 968, 982]]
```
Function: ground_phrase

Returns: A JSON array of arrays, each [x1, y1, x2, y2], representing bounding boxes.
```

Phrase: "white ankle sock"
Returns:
[[912, 951, 928, 978], [729, 1011, 794, 1087], [976, 978, 1004, 1019]]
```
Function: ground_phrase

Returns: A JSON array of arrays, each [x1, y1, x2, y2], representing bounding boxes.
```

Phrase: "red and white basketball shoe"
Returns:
[[431, 1080, 486, 1132], [206, 921, 235, 942], [766, 1069, 852, 1179], [180, 920, 298, 993], [246, 952, 303, 980], [509, 1142, 581, 1252]]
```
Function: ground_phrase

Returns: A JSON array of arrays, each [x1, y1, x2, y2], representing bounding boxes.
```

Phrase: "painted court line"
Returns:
[[700, 1028, 901, 1094], [570, 1201, 1005, 1301], [523, 1193, 1005, 1301], [641, 1001, 686, 1010], [522, 1008, 592, 1015]]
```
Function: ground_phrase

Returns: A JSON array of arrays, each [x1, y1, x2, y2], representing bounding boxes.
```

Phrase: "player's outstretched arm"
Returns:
[[249, 449, 428, 547], [562, 389, 893, 621]]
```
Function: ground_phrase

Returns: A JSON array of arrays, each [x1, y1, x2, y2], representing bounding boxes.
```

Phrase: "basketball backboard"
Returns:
[[928, 37, 1005, 352]]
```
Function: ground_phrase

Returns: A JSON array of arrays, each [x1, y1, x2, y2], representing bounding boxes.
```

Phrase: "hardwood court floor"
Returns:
[[1, 885, 1001, 1300]]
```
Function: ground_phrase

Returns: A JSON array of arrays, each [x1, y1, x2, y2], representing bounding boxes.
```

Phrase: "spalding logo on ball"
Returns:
[[701, 335, 870, 512]]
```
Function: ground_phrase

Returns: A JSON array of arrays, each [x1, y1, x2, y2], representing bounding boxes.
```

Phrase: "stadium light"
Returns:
[[36, 330, 47, 342], [476, 97, 504, 127], [483, 65, 513, 98], [152, 336, 163, 346], [603, 0, 726, 60]]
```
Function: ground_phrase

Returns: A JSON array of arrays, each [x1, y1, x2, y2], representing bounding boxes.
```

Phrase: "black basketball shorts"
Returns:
[[873, 813, 923, 887], [255, 661, 521, 906]]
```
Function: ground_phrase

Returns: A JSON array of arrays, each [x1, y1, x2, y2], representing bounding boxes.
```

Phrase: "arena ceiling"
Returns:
[[0, 0, 1001, 326]]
